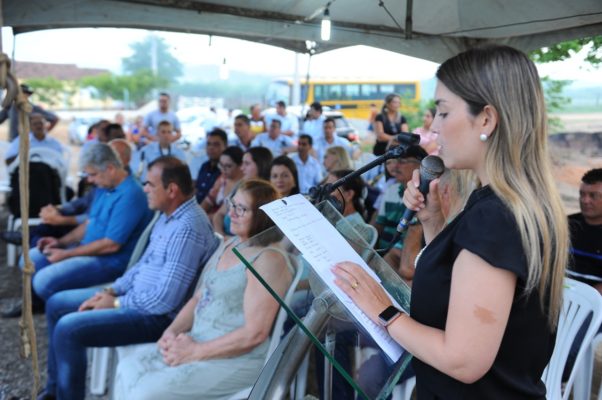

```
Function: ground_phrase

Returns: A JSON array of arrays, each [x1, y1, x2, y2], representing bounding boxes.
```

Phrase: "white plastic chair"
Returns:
[[392, 278, 602, 400], [227, 254, 304, 400], [542, 278, 602, 400], [88, 212, 161, 395]]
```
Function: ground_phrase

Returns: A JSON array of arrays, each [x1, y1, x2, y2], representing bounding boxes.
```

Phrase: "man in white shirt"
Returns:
[[301, 102, 325, 142], [5, 113, 64, 165], [251, 119, 296, 157], [291, 134, 323, 194], [314, 117, 353, 163]]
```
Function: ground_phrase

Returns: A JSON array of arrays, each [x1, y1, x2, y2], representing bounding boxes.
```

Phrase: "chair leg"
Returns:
[[290, 354, 309, 399], [6, 214, 15, 268], [572, 352, 593, 400], [89, 347, 112, 395]]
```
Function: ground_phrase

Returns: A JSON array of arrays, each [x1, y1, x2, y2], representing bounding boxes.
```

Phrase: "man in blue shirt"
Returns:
[[28, 143, 152, 303], [195, 128, 227, 203], [251, 119, 296, 157], [37, 156, 218, 400], [141, 92, 181, 143], [314, 117, 354, 164], [134, 120, 187, 181]]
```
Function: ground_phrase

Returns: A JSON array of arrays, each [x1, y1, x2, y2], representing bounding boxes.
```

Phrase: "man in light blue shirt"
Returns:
[[301, 102, 325, 142], [291, 134, 323, 194], [134, 120, 187, 181], [251, 119, 296, 157], [5, 113, 64, 165], [142, 92, 181, 143], [39, 156, 218, 400], [314, 117, 353, 163]]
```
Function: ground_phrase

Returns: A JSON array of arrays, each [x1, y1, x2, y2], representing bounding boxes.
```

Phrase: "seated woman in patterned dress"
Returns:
[[114, 179, 293, 400]]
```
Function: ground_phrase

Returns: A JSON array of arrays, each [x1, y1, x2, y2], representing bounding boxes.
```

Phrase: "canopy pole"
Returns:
[[405, 0, 413, 40]]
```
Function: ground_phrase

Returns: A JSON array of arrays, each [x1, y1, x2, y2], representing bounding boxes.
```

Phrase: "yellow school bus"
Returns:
[[266, 78, 420, 119]]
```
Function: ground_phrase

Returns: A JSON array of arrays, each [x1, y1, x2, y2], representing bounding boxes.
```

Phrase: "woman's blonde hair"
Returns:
[[326, 146, 353, 171], [437, 45, 569, 328]]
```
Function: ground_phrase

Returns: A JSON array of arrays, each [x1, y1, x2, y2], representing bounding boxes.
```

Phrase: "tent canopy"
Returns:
[[2, 0, 601, 62]]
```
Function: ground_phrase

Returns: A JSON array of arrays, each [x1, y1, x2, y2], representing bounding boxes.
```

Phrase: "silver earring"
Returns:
[[479, 133, 488, 142]]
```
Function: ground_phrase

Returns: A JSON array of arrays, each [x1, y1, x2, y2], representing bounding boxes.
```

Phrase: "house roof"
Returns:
[[14, 61, 109, 81]]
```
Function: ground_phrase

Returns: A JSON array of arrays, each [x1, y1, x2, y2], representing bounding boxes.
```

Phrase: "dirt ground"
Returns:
[[0, 115, 600, 399]]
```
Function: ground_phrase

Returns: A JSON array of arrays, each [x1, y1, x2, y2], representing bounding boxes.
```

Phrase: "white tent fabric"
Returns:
[[2, 0, 601, 61]]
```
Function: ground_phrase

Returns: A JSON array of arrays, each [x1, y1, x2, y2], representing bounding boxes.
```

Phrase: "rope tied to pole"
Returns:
[[0, 52, 40, 399]]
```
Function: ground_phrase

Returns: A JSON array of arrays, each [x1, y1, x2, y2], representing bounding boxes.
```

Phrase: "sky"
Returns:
[[1, 27, 601, 86]]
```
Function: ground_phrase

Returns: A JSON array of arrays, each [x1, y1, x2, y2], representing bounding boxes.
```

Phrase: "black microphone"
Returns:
[[396, 155, 445, 232], [395, 132, 421, 147]]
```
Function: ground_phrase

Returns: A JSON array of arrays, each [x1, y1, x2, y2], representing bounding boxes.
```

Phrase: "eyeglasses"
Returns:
[[219, 162, 235, 170], [227, 198, 250, 217], [386, 158, 420, 165]]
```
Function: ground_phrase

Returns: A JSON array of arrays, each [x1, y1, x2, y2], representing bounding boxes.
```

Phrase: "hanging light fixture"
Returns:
[[321, 7, 331, 41]]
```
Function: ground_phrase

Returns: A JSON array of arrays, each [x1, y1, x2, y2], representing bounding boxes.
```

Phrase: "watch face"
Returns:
[[379, 306, 400, 321]]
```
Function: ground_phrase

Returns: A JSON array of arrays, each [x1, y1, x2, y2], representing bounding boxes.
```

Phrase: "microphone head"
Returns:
[[396, 132, 421, 147], [420, 155, 445, 183]]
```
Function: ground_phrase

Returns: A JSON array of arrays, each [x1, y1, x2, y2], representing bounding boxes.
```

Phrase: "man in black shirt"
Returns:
[[195, 128, 227, 204], [567, 168, 602, 291]]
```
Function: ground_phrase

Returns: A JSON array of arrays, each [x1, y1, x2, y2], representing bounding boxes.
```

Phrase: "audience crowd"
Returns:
[[1, 90, 599, 400]]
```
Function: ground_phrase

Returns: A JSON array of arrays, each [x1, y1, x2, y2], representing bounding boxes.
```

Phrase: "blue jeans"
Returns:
[[25, 247, 125, 301], [45, 288, 172, 399]]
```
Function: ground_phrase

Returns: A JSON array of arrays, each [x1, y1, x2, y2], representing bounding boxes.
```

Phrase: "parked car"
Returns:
[[177, 113, 207, 148], [68, 117, 98, 145]]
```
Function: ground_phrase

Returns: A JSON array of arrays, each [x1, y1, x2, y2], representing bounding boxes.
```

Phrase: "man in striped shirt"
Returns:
[[38, 156, 219, 400]]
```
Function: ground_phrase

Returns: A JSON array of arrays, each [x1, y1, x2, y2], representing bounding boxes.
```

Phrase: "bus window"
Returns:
[[314, 84, 325, 102], [346, 84, 361, 100], [395, 84, 417, 99], [328, 84, 343, 100], [380, 84, 395, 94], [361, 84, 379, 100]]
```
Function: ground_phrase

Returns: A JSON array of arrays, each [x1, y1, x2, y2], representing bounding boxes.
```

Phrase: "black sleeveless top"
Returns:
[[411, 186, 555, 399], [373, 112, 408, 155]]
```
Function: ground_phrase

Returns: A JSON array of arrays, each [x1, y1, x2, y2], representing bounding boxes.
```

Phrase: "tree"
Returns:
[[122, 35, 183, 84], [24, 77, 74, 107], [80, 70, 169, 107], [528, 36, 601, 131], [530, 36, 602, 66]]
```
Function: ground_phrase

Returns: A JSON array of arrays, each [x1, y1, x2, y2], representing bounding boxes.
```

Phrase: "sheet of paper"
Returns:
[[261, 194, 404, 362]]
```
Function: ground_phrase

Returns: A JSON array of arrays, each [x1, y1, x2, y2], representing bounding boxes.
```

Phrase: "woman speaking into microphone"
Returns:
[[333, 45, 569, 399]]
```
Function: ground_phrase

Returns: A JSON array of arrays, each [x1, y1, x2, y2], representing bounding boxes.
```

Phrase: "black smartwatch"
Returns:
[[378, 305, 402, 327]]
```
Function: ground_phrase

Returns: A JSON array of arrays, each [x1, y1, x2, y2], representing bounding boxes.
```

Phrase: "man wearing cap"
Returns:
[[5, 113, 64, 165], [0, 84, 59, 141]]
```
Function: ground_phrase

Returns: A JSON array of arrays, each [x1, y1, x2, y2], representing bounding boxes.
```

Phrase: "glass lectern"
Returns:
[[233, 200, 413, 400]]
